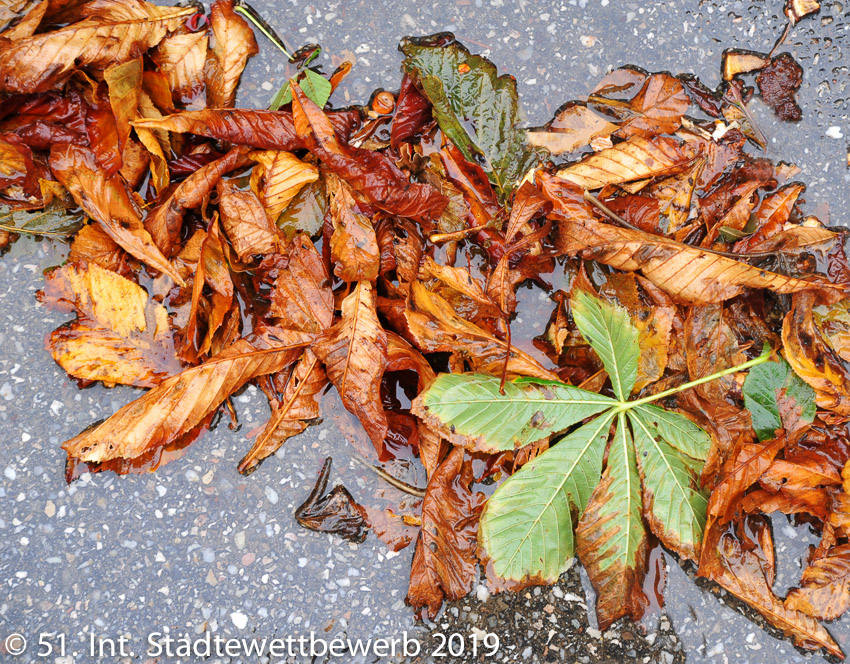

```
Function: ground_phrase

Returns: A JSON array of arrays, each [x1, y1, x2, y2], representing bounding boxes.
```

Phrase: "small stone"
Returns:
[[230, 611, 248, 629], [242, 552, 255, 566], [264, 486, 279, 505], [206, 570, 218, 586], [44, 501, 55, 517], [826, 126, 844, 139]]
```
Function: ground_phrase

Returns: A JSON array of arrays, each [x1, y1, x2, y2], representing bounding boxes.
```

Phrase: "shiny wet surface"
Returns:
[[1, 1, 848, 663]]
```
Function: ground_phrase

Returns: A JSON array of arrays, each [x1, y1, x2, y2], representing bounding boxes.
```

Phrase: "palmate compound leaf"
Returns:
[[414, 290, 718, 615]]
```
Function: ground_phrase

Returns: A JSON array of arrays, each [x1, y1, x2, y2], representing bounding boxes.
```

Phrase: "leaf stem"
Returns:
[[234, 4, 294, 59], [616, 350, 772, 411]]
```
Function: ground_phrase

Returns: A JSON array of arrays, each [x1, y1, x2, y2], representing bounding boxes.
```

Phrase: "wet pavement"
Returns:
[[1, 0, 849, 663]]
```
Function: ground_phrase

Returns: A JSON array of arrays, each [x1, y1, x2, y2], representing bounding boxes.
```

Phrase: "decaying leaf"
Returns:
[[49, 144, 183, 284], [555, 135, 697, 190], [325, 172, 380, 282], [152, 31, 208, 107], [401, 35, 542, 200], [250, 150, 318, 219], [217, 179, 283, 260], [786, 543, 850, 621], [784, 292, 850, 415], [295, 458, 368, 542]]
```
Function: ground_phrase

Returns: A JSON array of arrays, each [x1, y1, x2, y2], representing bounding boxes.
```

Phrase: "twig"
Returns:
[[351, 455, 426, 498], [582, 191, 777, 260], [429, 224, 490, 244]]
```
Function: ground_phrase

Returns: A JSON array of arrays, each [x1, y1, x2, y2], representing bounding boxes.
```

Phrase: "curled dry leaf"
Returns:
[[0, 0, 196, 93], [63, 325, 311, 464], [312, 281, 389, 453], [250, 150, 318, 219], [217, 179, 283, 260], [40, 262, 182, 387], [407, 447, 485, 619], [48, 144, 183, 284], [205, 0, 258, 109]]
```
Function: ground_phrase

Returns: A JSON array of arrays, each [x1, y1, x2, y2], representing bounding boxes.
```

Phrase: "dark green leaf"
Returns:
[[400, 36, 543, 200]]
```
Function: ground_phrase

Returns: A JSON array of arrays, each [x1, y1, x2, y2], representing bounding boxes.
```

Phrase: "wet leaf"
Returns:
[[62, 325, 312, 464], [0, 205, 84, 237], [743, 359, 816, 441], [206, 0, 258, 109], [575, 413, 649, 629], [786, 543, 850, 621], [401, 36, 542, 200], [404, 281, 557, 380], [146, 146, 251, 255], [133, 107, 361, 152], [407, 447, 485, 619], [265, 234, 333, 334], [249, 150, 318, 220], [313, 282, 388, 452], [783, 293, 850, 415], [527, 103, 617, 155], [103, 58, 142, 159], [698, 518, 842, 658], [49, 144, 183, 284], [595, 72, 691, 139], [325, 172, 380, 282], [291, 82, 448, 219], [0, 0, 195, 93], [555, 135, 696, 190], [553, 212, 834, 304], [412, 373, 616, 454], [756, 53, 804, 122], [41, 262, 181, 387], [152, 31, 208, 107], [217, 179, 283, 260]]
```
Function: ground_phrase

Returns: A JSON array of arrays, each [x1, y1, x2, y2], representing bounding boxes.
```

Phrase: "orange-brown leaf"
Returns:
[[407, 447, 485, 619], [325, 172, 380, 282], [217, 179, 283, 260], [786, 543, 850, 621], [404, 281, 557, 381], [205, 0, 258, 109], [48, 144, 183, 285], [312, 281, 388, 451], [62, 325, 311, 464], [41, 262, 182, 387], [152, 31, 208, 107]]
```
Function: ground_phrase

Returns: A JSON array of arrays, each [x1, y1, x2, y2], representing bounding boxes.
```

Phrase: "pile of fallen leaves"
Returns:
[[3, 0, 850, 656]]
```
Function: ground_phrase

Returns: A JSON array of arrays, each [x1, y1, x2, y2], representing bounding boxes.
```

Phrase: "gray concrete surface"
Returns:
[[1, 1, 848, 663]]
